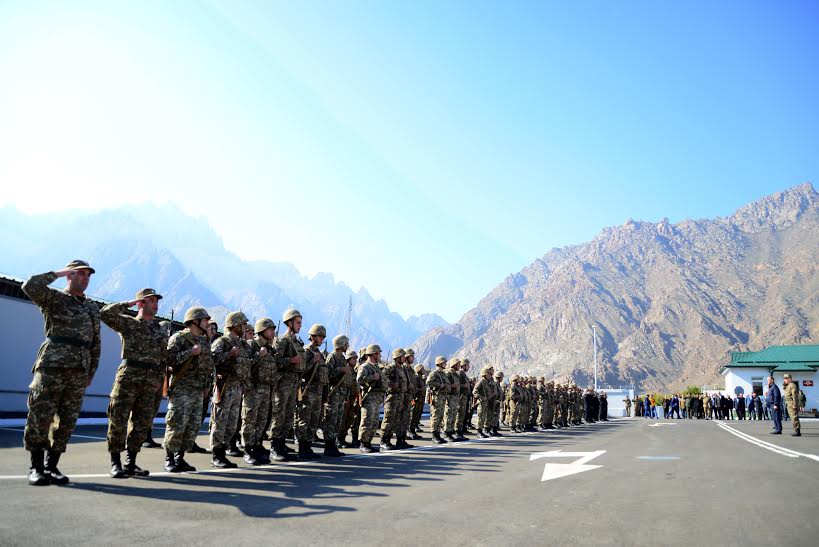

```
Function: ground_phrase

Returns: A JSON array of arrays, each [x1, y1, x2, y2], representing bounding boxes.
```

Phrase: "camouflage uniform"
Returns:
[[357, 354, 385, 449], [163, 328, 212, 453], [101, 300, 168, 455], [784, 379, 801, 435], [456, 367, 470, 434], [241, 332, 278, 453], [426, 359, 450, 441], [401, 363, 418, 437], [444, 362, 462, 438], [379, 351, 405, 447], [491, 373, 504, 430], [22, 271, 101, 454], [410, 365, 427, 434], [270, 330, 304, 439], [210, 332, 251, 451], [509, 377, 524, 430], [338, 355, 361, 446], [472, 367, 494, 434], [297, 341, 328, 443], [323, 348, 351, 443]]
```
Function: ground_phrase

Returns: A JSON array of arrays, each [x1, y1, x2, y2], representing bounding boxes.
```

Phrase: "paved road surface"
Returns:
[[1, 418, 816, 546]]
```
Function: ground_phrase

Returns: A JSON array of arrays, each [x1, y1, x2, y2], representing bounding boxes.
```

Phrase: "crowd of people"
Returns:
[[19, 261, 615, 487]]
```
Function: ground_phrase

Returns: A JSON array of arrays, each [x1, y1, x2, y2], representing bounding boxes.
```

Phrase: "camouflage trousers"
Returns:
[[501, 399, 509, 424], [339, 389, 359, 441], [509, 400, 521, 428], [429, 392, 447, 433], [163, 385, 204, 453], [397, 392, 413, 437], [410, 393, 425, 432], [491, 398, 502, 428], [210, 382, 242, 450], [241, 384, 272, 448], [269, 374, 298, 439], [322, 386, 348, 441], [358, 391, 383, 444], [444, 393, 460, 432], [107, 367, 163, 453], [787, 402, 800, 432], [295, 386, 322, 441], [544, 403, 555, 426], [25, 367, 88, 452], [475, 397, 489, 430], [380, 392, 402, 440], [456, 393, 469, 431]]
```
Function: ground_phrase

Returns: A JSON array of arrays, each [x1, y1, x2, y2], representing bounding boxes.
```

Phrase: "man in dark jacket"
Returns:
[[735, 395, 746, 420], [767, 377, 782, 434]]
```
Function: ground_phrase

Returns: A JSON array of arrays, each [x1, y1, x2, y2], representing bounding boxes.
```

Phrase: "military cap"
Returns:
[[462, 358, 470, 365], [308, 324, 326, 337], [404, 348, 415, 356], [65, 259, 95, 274], [224, 311, 249, 328], [364, 344, 382, 356], [451, 358, 461, 365], [333, 335, 350, 349], [434, 356, 447, 366], [254, 317, 276, 334], [282, 308, 302, 322], [184, 307, 211, 324], [414, 364, 425, 373], [510, 374, 520, 381], [494, 370, 504, 378], [392, 348, 405, 360], [479, 365, 493, 377], [359, 347, 367, 356], [783, 373, 792, 379], [345, 348, 358, 360], [136, 288, 163, 300]]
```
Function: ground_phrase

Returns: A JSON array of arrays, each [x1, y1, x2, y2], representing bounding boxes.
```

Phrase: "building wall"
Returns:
[[723, 368, 818, 412]]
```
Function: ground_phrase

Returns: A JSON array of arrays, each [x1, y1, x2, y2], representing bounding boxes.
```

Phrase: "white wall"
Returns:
[[723, 367, 818, 412]]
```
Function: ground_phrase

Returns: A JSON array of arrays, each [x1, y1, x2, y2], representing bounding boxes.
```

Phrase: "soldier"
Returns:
[[378, 348, 404, 451], [337, 348, 361, 449], [508, 375, 523, 432], [357, 344, 386, 453], [623, 396, 632, 418], [21, 261, 101, 486], [209, 311, 252, 468], [142, 319, 173, 450], [456, 358, 471, 437], [782, 374, 802, 437], [296, 324, 328, 459], [399, 349, 419, 447], [444, 359, 465, 441], [239, 318, 278, 465], [189, 320, 219, 455], [426, 356, 451, 444], [410, 363, 427, 438], [101, 288, 168, 479], [472, 365, 494, 438], [322, 335, 351, 457], [491, 371, 504, 436], [537, 378, 548, 430], [163, 307, 213, 473], [268, 309, 304, 461]]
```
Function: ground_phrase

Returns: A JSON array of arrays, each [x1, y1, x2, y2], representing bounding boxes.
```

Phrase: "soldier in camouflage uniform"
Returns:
[[509, 375, 524, 432], [444, 359, 464, 441], [322, 334, 351, 457], [410, 363, 427, 439], [536, 378, 548, 430], [783, 374, 802, 436], [456, 358, 471, 437], [337, 349, 361, 449], [491, 371, 504, 435], [209, 311, 252, 468], [239, 318, 278, 465], [102, 288, 168, 479], [544, 382, 556, 429], [398, 349, 418, 447], [472, 365, 494, 438], [426, 356, 450, 444], [163, 307, 213, 473], [357, 344, 386, 453], [378, 348, 405, 451], [22, 261, 101, 486], [296, 324, 328, 459], [267, 309, 305, 461]]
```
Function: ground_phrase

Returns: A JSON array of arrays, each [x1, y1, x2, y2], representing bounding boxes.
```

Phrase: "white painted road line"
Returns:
[[529, 450, 606, 481], [714, 421, 819, 462], [0, 427, 107, 441]]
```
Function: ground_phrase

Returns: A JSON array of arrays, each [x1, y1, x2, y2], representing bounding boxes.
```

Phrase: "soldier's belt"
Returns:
[[47, 335, 91, 349], [122, 359, 163, 371]]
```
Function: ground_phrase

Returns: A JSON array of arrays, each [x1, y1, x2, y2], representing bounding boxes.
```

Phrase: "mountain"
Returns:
[[411, 183, 819, 390], [0, 203, 447, 349]]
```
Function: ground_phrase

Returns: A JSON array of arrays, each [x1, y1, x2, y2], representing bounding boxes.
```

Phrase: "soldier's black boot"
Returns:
[[175, 451, 196, 472], [359, 441, 374, 454], [350, 431, 361, 449], [298, 439, 321, 459], [164, 449, 181, 473], [44, 450, 69, 485], [399, 435, 414, 449], [379, 434, 395, 452], [410, 429, 422, 440], [336, 436, 351, 449], [28, 450, 50, 486], [432, 431, 447, 444], [270, 438, 295, 462], [477, 429, 488, 438], [323, 439, 344, 457], [493, 427, 503, 437], [227, 437, 244, 457], [110, 452, 127, 479], [243, 447, 261, 466], [792, 431, 802, 437], [455, 430, 468, 441], [124, 450, 150, 477], [189, 442, 208, 454], [142, 431, 161, 449], [255, 444, 271, 464], [211, 447, 237, 469]]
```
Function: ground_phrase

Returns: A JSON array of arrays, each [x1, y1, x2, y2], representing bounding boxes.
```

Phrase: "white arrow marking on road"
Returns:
[[529, 450, 606, 482], [648, 423, 677, 427]]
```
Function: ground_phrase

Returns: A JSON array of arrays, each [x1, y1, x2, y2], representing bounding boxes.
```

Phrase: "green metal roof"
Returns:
[[772, 363, 819, 373], [738, 345, 819, 364], [723, 361, 773, 369], [730, 351, 754, 362]]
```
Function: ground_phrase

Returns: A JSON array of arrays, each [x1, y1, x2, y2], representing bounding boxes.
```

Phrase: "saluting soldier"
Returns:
[[623, 396, 632, 418], [268, 308, 305, 462], [357, 344, 386, 453], [101, 288, 168, 479], [22, 260, 101, 486], [163, 307, 213, 473], [322, 334, 351, 457], [298, 324, 329, 459], [209, 311, 252, 468]]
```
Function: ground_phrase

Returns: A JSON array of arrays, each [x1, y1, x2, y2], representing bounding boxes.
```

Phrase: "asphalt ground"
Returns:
[[0, 417, 817, 546]]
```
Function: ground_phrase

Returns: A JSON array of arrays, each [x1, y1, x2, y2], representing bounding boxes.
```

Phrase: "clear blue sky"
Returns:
[[1, 1, 817, 321]]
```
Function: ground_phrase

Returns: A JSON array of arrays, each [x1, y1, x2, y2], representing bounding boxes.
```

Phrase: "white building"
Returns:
[[720, 345, 818, 413]]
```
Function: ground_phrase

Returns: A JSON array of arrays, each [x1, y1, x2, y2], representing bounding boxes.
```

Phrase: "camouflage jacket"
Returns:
[[357, 361, 385, 396], [211, 334, 251, 387], [473, 376, 492, 401], [275, 331, 306, 376], [326, 350, 352, 388], [101, 302, 168, 384], [446, 369, 461, 395], [248, 336, 278, 386], [22, 271, 101, 377], [426, 367, 450, 394], [166, 329, 212, 392], [405, 365, 419, 396], [784, 383, 800, 405], [303, 342, 329, 391], [458, 370, 470, 398]]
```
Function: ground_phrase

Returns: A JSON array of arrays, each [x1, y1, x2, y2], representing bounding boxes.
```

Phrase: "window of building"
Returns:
[[751, 377, 764, 396]]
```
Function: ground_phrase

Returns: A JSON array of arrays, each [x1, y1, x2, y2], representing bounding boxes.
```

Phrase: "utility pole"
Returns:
[[592, 325, 598, 391], [345, 296, 352, 337]]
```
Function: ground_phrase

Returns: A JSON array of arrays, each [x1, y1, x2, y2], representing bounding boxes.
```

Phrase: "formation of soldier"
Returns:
[[20, 261, 613, 486]]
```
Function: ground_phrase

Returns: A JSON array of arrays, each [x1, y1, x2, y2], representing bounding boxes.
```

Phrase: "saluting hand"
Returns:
[[127, 298, 144, 307], [54, 267, 73, 278]]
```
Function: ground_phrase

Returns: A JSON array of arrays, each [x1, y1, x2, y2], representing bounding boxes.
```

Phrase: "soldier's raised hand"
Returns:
[[127, 298, 144, 307], [54, 267, 73, 278]]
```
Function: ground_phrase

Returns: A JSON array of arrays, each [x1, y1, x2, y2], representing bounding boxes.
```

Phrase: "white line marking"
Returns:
[[529, 450, 606, 481], [713, 421, 819, 461], [648, 423, 677, 427], [0, 427, 107, 440]]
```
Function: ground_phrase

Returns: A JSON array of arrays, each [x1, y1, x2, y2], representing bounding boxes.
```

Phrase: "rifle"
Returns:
[[213, 376, 225, 404], [298, 344, 322, 402], [161, 309, 174, 397]]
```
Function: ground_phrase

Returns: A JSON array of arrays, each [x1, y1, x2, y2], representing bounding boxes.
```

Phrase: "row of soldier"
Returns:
[[20, 261, 609, 486]]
